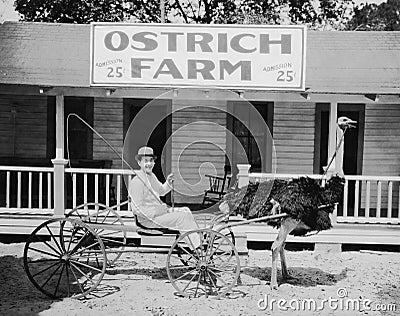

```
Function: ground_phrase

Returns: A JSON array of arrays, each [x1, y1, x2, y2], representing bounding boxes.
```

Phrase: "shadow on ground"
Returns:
[[0, 255, 55, 316], [241, 266, 348, 287], [106, 263, 347, 288]]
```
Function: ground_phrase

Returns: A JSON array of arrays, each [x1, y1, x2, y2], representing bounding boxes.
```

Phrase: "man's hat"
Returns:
[[135, 146, 157, 161]]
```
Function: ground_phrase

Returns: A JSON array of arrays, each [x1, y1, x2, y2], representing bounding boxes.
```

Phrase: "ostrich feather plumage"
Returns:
[[222, 176, 345, 235]]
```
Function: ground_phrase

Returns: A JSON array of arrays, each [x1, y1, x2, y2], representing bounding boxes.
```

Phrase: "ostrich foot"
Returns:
[[283, 273, 296, 282], [282, 269, 292, 280], [270, 281, 278, 290]]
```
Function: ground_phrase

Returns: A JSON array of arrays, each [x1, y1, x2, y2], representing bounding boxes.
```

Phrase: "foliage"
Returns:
[[13, 0, 399, 32], [14, 0, 127, 23], [170, 0, 238, 24], [237, 0, 355, 30], [348, 0, 400, 31]]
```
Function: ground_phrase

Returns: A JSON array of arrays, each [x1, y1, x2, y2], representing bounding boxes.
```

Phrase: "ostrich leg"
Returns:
[[270, 218, 300, 290], [280, 242, 288, 279]]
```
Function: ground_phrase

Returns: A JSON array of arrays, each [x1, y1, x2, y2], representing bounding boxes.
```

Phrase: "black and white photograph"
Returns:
[[0, 0, 399, 315]]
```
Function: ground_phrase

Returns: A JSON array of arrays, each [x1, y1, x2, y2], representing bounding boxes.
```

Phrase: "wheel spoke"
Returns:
[[99, 236, 125, 245], [70, 258, 104, 274], [41, 240, 63, 257], [209, 249, 233, 263], [206, 270, 218, 289], [171, 267, 197, 282], [184, 234, 198, 255], [69, 235, 101, 257], [53, 263, 66, 298], [32, 259, 62, 278], [182, 271, 200, 293], [208, 236, 225, 259], [65, 262, 71, 297], [68, 263, 85, 294], [28, 258, 60, 264], [208, 266, 237, 276], [193, 273, 202, 298], [69, 261, 96, 287], [45, 225, 63, 254], [40, 262, 63, 289], [169, 255, 196, 267], [68, 230, 91, 254], [208, 268, 228, 287], [27, 246, 61, 259], [176, 245, 198, 263], [65, 225, 80, 253]]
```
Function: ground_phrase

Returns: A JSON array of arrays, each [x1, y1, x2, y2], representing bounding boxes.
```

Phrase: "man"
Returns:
[[129, 146, 200, 248]]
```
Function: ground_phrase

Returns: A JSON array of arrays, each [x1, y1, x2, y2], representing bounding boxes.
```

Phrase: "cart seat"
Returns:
[[134, 214, 180, 236]]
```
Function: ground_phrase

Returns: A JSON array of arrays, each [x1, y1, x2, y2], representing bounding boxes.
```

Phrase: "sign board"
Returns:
[[90, 23, 306, 91]]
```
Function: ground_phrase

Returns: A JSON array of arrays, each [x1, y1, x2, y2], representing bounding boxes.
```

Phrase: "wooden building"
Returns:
[[0, 22, 399, 244]]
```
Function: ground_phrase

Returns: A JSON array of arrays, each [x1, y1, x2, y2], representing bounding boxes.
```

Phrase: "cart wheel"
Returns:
[[67, 203, 127, 266], [24, 218, 107, 299], [166, 228, 240, 298]]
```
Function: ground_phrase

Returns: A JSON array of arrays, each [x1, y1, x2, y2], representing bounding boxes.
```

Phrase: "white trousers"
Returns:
[[142, 206, 201, 248]]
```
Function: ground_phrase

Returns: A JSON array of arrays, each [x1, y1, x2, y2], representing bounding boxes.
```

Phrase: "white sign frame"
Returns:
[[90, 23, 306, 91]]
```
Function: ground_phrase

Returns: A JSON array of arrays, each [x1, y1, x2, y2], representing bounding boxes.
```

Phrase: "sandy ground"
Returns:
[[0, 242, 399, 316]]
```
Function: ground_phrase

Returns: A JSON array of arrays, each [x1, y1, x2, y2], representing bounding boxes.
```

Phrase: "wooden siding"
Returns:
[[172, 100, 227, 204], [0, 95, 47, 158], [273, 102, 316, 174], [93, 98, 124, 168], [1, 22, 400, 94], [361, 104, 400, 210]]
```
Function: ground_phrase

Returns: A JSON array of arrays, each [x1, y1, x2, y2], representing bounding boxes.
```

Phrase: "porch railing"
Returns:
[[0, 166, 54, 211], [0, 165, 135, 213], [64, 167, 134, 211], [1, 164, 400, 225]]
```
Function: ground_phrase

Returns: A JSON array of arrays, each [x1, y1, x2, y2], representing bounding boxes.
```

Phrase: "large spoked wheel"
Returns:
[[24, 218, 107, 299], [166, 228, 240, 298], [67, 203, 127, 267]]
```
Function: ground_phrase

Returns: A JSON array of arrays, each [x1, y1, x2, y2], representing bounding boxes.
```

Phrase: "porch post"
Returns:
[[324, 102, 338, 176], [52, 93, 67, 217], [237, 164, 251, 188]]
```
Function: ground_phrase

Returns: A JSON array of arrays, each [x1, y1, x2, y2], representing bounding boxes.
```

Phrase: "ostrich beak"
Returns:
[[338, 117, 357, 130]]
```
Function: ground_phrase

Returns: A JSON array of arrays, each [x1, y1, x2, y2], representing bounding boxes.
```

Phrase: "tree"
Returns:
[[125, 0, 240, 24], [348, 0, 400, 31], [14, 0, 127, 23], [237, 0, 355, 30], [14, 0, 354, 28]]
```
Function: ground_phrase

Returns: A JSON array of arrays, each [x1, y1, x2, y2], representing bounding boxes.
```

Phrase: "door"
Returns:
[[314, 103, 365, 215], [123, 98, 172, 185], [227, 101, 274, 173]]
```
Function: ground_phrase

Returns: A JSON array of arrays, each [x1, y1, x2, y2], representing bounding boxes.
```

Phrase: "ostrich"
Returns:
[[220, 117, 356, 289]]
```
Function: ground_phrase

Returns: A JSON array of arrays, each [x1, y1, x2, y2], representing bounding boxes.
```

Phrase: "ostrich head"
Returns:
[[338, 116, 357, 130]]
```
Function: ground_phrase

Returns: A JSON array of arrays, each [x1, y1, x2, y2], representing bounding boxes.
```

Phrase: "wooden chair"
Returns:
[[201, 165, 232, 207]]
